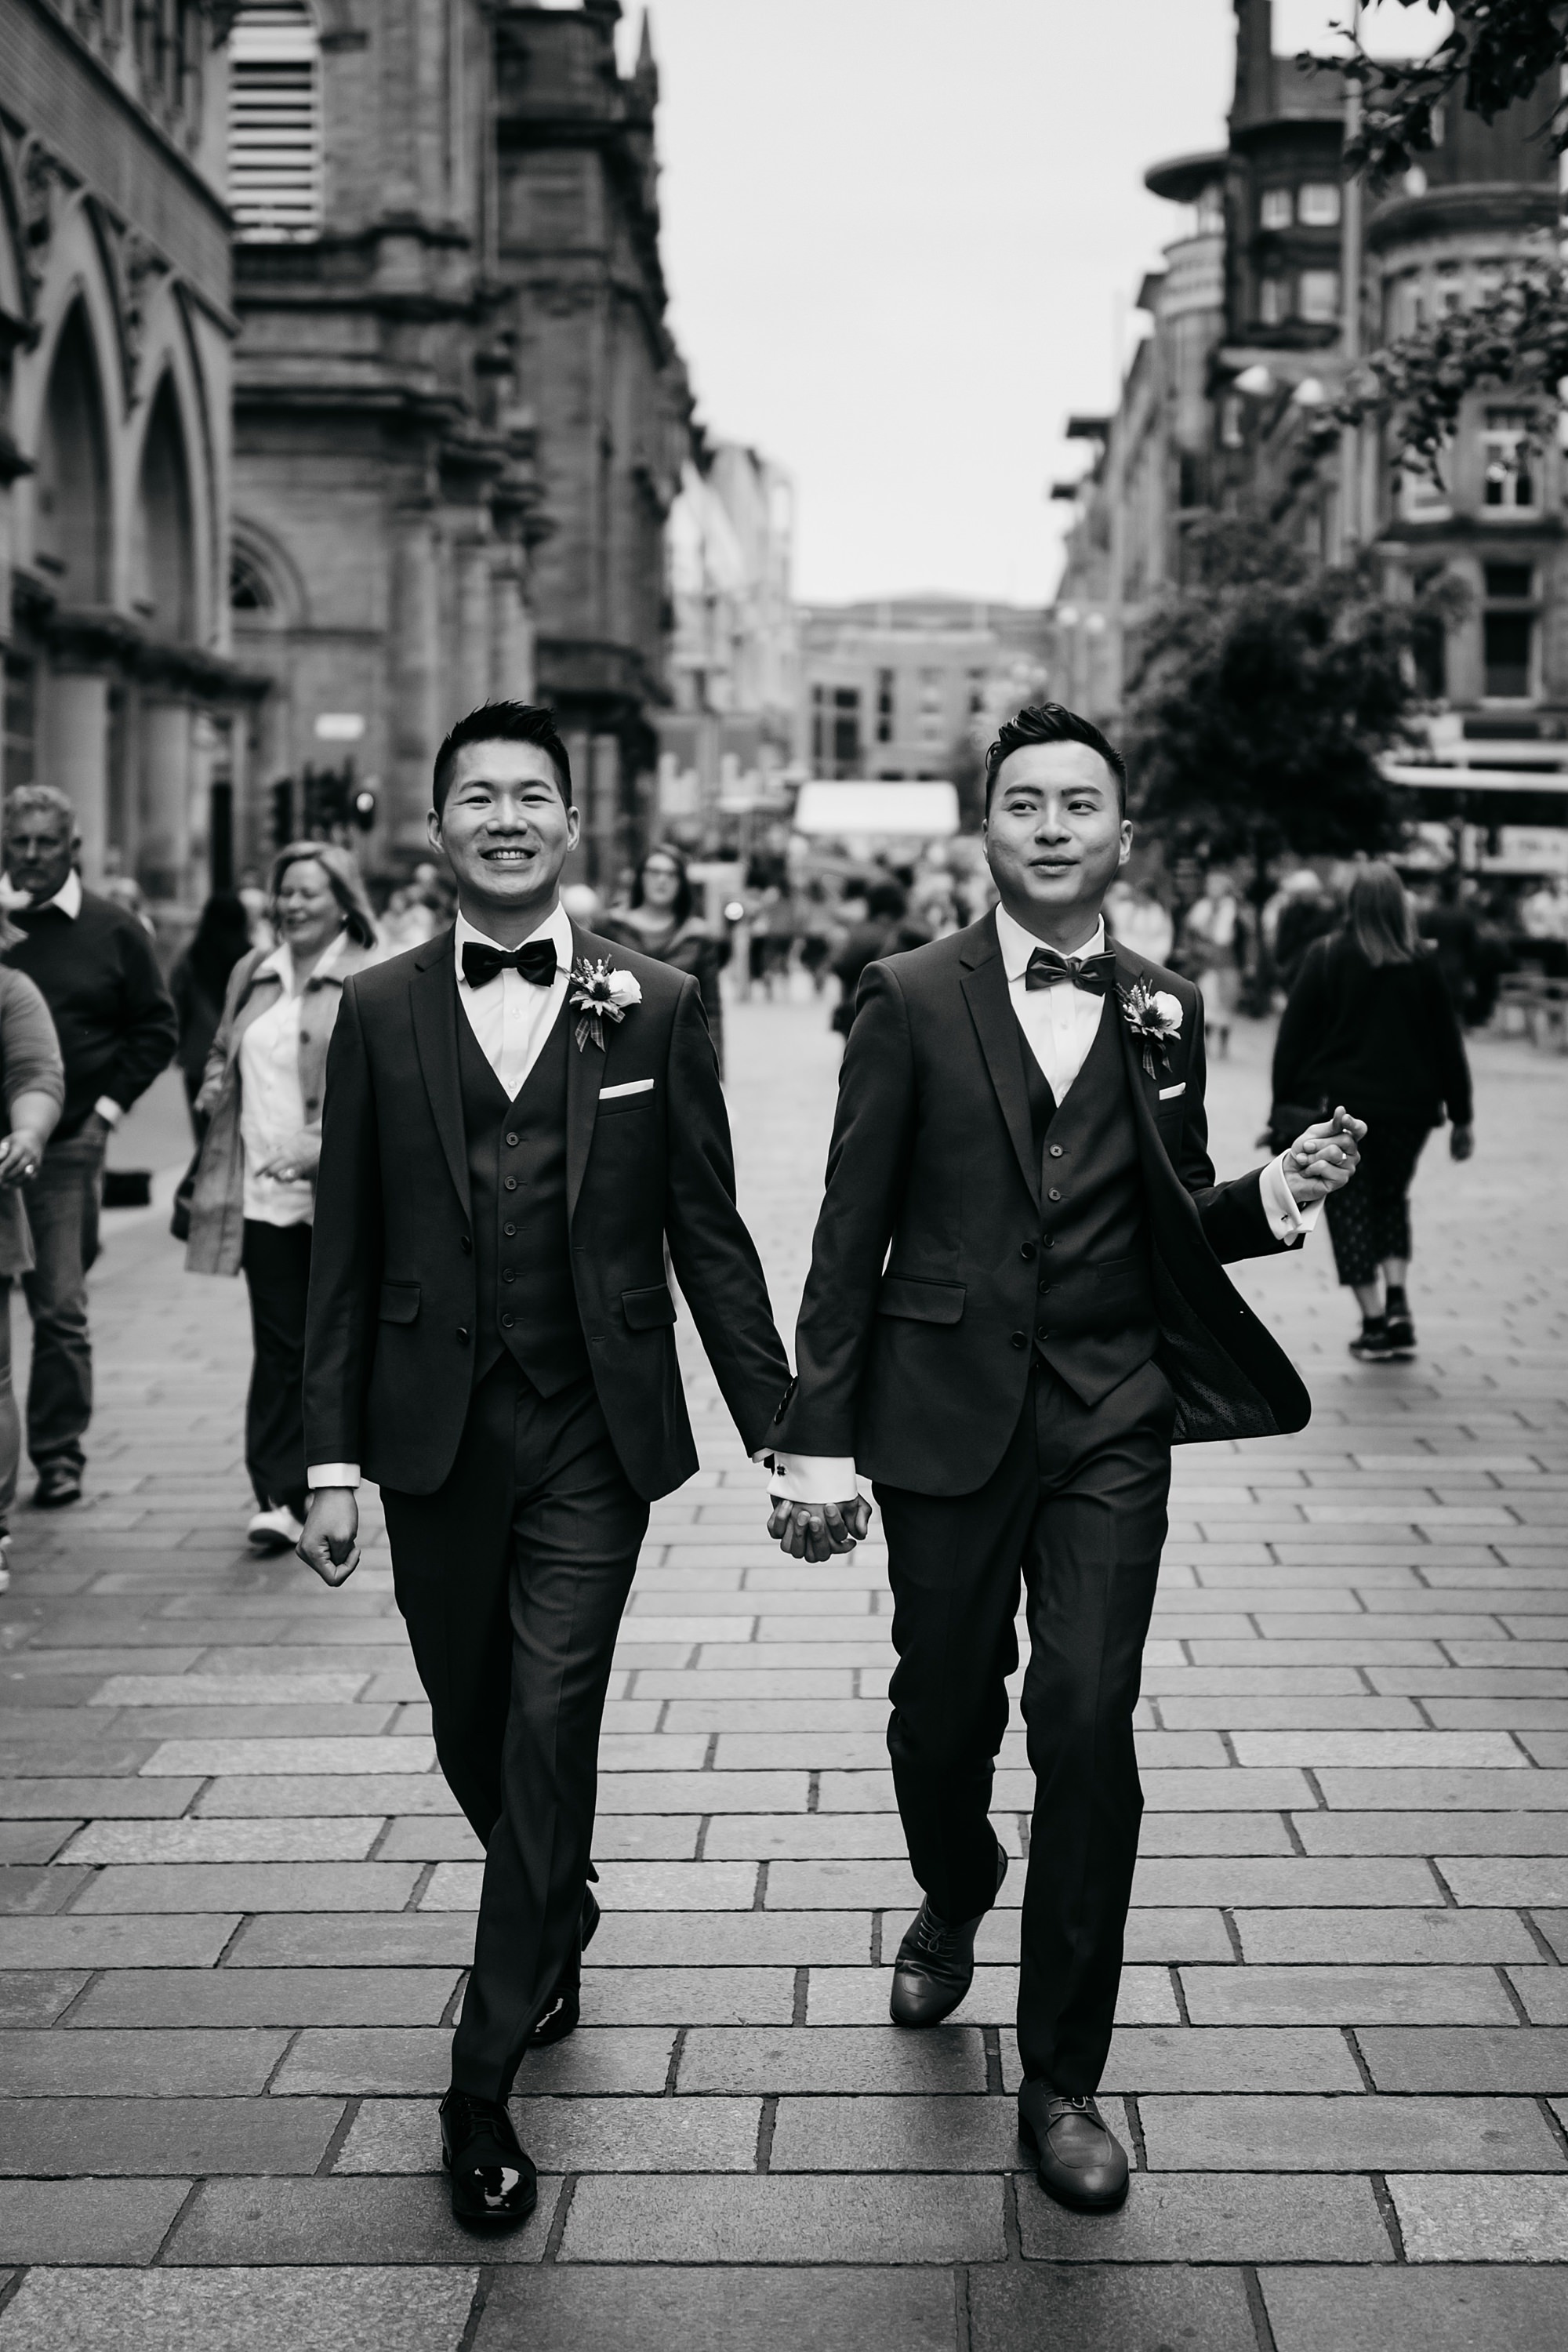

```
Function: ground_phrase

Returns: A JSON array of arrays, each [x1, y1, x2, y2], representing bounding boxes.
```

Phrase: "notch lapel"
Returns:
[[958, 916, 1041, 1213], [410, 931, 472, 1221], [564, 920, 607, 1220]]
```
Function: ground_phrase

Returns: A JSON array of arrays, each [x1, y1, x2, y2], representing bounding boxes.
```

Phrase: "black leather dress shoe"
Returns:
[[440, 2088, 538, 2225], [527, 1886, 601, 2049], [889, 1846, 1007, 2028], [1018, 2076, 1129, 2212]]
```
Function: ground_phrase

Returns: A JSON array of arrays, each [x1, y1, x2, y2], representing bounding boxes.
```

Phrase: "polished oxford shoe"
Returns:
[[890, 1846, 1007, 2028], [440, 2087, 538, 2226], [527, 1886, 601, 2049], [1018, 2077, 1129, 2212]]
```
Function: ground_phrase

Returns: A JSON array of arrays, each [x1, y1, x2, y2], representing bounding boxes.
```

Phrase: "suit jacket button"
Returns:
[[1036, 1326, 1052, 1341], [1048, 1144, 1065, 1158], [1047, 1187, 1062, 1202], [1020, 1243, 1036, 1261], [456, 1326, 470, 1344], [1010, 1331, 1027, 1350]]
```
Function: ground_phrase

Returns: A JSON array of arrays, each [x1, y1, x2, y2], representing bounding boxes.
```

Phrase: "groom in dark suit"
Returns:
[[297, 702, 789, 2223], [768, 704, 1363, 2212]]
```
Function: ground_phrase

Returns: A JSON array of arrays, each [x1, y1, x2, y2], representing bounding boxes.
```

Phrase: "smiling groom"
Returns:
[[768, 704, 1364, 2214], [297, 702, 789, 2223]]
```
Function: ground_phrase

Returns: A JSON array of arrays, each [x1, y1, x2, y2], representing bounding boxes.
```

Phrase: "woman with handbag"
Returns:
[[185, 844, 379, 1551], [0, 942, 64, 1592], [1272, 862, 1472, 1363]]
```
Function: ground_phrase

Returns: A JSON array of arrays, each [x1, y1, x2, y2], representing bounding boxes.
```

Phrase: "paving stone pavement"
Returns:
[[0, 996, 1566, 2348]]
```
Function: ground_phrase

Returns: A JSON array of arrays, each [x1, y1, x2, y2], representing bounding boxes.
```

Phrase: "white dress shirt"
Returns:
[[453, 901, 572, 1098], [308, 901, 574, 1492], [771, 905, 1319, 1506], [239, 935, 347, 1228]]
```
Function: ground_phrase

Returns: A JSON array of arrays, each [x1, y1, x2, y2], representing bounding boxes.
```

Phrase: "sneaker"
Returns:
[[32, 1465, 82, 1508], [1382, 1312, 1417, 1359], [247, 1504, 306, 1554], [1348, 1318, 1395, 1362]]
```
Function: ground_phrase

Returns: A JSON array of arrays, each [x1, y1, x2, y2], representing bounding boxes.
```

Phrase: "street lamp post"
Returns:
[[1340, 0, 1364, 551]]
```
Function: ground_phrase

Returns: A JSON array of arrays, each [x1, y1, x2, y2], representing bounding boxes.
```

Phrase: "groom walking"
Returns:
[[298, 701, 789, 2223], [768, 704, 1363, 2212]]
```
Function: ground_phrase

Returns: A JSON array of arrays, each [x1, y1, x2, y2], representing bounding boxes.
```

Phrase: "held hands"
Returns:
[[256, 1134, 322, 1185], [296, 1488, 361, 1587], [1283, 1105, 1366, 1205], [767, 1495, 871, 1563]]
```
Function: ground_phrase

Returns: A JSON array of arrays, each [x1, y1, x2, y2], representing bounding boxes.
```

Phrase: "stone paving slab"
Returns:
[[0, 1003, 1564, 2335]]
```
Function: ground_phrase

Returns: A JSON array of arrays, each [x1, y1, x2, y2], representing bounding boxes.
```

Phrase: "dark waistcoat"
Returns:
[[456, 995, 591, 1396], [1018, 995, 1157, 1407]]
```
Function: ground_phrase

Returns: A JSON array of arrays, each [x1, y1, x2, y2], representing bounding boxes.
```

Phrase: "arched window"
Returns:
[[133, 378, 195, 641], [227, 1, 323, 241], [230, 547, 275, 612], [36, 304, 111, 604]]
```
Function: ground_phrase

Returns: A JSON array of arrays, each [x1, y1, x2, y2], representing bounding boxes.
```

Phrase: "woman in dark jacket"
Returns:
[[601, 844, 728, 1073], [1272, 862, 1472, 1363], [170, 893, 254, 1141]]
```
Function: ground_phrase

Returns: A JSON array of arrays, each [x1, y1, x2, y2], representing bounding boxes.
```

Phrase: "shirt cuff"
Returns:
[[307, 1464, 360, 1490], [769, 1453, 862, 1505], [93, 1096, 123, 1129], [1260, 1154, 1323, 1242]]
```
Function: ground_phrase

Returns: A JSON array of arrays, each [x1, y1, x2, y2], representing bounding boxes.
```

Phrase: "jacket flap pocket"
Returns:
[[379, 1282, 420, 1324], [622, 1283, 677, 1330], [877, 1275, 966, 1325]]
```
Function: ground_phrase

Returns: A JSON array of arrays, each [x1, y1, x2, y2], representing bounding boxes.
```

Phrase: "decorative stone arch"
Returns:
[[12, 194, 126, 590], [0, 140, 27, 330], [229, 512, 310, 633], [123, 283, 219, 644]]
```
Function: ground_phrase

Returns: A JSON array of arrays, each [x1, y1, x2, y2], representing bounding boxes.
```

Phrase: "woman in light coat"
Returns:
[[0, 952, 64, 1591], [186, 843, 379, 1551]]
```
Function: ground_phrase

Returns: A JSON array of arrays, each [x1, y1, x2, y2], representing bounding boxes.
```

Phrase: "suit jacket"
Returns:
[[772, 913, 1311, 1495], [302, 922, 789, 1501]]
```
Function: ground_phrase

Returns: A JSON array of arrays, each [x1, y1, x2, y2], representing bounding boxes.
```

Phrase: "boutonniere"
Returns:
[[1120, 977, 1182, 1079], [569, 956, 642, 1053]]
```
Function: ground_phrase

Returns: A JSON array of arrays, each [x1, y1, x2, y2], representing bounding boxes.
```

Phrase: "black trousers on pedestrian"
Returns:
[[875, 1357, 1174, 2096], [382, 1357, 648, 2103], [240, 1219, 312, 1519]]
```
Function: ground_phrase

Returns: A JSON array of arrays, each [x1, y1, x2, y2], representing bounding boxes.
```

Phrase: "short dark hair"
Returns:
[[984, 703, 1127, 814], [432, 701, 573, 815]]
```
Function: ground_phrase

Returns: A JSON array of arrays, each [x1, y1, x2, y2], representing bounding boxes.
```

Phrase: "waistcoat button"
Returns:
[[1036, 1325, 1051, 1341], [456, 1326, 470, 1343], [506, 1133, 520, 1147], [503, 1222, 517, 1237], [504, 1177, 518, 1192], [1047, 1186, 1062, 1202], [1010, 1331, 1027, 1350], [501, 1312, 515, 1330], [502, 1268, 515, 1283], [1048, 1144, 1065, 1158], [1040, 1234, 1054, 1248]]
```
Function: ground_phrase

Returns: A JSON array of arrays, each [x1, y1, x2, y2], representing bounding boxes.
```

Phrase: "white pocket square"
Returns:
[[601, 1078, 655, 1100], [1158, 1081, 1185, 1099]]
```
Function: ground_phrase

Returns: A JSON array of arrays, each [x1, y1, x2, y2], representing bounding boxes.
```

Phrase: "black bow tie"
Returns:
[[1024, 946, 1116, 996], [461, 938, 557, 991]]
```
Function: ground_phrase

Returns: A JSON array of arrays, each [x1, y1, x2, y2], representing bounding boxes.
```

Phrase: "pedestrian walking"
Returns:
[[170, 893, 255, 1142], [601, 844, 728, 1073], [1181, 868, 1244, 1057], [767, 702, 1363, 2215], [0, 946, 64, 1592], [296, 701, 789, 2226], [1272, 860, 1472, 1364], [1, 787, 176, 1508], [829, 879, 906, 1045], [184, 844, 380, 1552]]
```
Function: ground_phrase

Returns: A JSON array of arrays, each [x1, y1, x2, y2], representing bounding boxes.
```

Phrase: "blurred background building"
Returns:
[[1053, 0, 1567, 859], [0, 0, 247, 902], [796, 596, 1052, 792]]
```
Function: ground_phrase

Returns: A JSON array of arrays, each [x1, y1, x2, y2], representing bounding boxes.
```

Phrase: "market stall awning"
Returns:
[[793, 781, 960, 838]]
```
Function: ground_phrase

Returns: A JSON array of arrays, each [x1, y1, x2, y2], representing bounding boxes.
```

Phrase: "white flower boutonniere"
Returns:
[[569, 956, 642, 1053], [1120, 977, 1182, 1079]]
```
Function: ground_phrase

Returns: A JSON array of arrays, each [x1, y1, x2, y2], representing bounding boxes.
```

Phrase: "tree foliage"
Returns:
[[1325, 0, 1568, 179], [1125, 521, 1457, 867]]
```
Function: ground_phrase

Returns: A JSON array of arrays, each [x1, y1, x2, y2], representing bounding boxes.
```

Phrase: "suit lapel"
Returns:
[[959, 914, 1041, 1213], [410, 931, 472, 1221], [564, 920, 606, 1220]]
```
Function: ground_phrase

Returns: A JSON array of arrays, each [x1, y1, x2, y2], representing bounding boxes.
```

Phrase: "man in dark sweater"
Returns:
[[3, 787, 176, 1504]]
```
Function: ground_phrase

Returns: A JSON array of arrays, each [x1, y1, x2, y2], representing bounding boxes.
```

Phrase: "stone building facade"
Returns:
[[0, 0, 243, 901], [230, 0, 689, 882]]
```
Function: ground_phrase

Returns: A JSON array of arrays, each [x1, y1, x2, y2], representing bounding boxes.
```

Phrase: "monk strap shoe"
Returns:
[[1018, 2077, 1129, 2212], [890, 1846, 1007, 2028], [440, 2087, 538, 2226]]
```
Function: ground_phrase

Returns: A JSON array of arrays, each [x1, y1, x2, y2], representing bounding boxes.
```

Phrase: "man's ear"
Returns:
[[426, 809, 444, 854]]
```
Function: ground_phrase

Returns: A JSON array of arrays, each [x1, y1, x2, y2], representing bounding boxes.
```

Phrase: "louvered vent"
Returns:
[[227, 2, 323, 242]]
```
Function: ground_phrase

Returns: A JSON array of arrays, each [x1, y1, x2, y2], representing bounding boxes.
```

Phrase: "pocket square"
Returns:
[[1158, 1081, 1185, 1100], [601, 1078, 655, 1100]]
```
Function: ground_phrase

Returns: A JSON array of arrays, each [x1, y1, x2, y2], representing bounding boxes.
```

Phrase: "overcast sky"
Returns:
[[617, 0, 1438, 608]]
